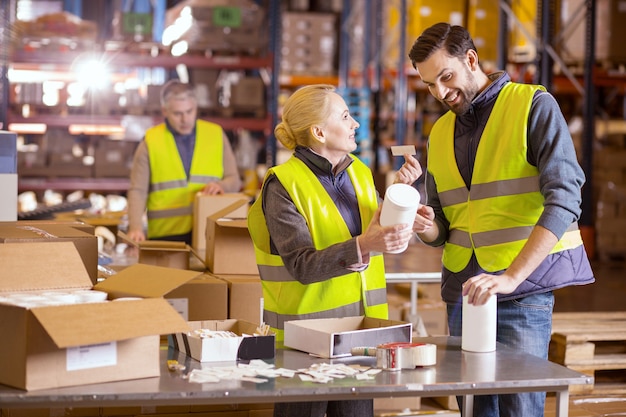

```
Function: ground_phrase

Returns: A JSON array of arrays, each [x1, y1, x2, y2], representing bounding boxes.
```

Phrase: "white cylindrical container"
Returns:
[[379, 183, 420, 254], [462, 294, 497, 352]]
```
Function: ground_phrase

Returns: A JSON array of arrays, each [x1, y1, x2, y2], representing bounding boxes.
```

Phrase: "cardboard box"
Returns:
[[205, 200, 257, 275], [213, 274, 263, 325], [165, 274, 228, 321], [169, 319, 275, 362], [12, 219, 96, 235], [417, 299, 449, 337], [138, 240, 191, 270], [284, 316, 412, 359], [0, 222, 98, 284], [94, 139, 137, 178], [0, 243, 199, 391], [374, 396, 422, 414], [193, 193, 250, 255]]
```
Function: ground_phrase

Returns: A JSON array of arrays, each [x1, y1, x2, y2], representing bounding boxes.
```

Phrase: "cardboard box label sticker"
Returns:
[[167, 298, 189, 321], [66, 342, 117, 371]]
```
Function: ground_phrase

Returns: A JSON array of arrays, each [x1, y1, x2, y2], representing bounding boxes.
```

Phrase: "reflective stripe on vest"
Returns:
[[146, 120, 224, 238], [247, 155, 388, 341], [428, 82, 583, 272]]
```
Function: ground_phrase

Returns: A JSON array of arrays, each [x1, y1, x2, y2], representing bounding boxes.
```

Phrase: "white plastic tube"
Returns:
[[380, 183, 420, 254]]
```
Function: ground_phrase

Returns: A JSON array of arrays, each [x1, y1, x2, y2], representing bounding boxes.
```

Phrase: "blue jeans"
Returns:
[[447, 292, 554, 417]]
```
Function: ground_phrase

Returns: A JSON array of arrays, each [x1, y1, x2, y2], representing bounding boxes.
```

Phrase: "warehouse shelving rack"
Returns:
[[0, 0, 281, 194]]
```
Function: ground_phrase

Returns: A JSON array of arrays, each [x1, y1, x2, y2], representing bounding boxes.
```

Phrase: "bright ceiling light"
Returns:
[[74, 58, 110, 90]]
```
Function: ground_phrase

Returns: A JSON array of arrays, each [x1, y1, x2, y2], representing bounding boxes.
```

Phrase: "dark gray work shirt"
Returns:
[[165, 119, 196, 178]]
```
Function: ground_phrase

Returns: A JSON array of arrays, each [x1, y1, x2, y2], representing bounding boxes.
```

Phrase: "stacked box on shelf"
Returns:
[[17, 147, 48, 177], [164, 0, 267, 56], [508, 0, 537, 63], [608, 0, 626, 65], [189, 68, 221, 114], [557, 0, 612, 66], [595, 182, 626, 261], [466, 0, 500, 67], [11, 11, 98, 52], [593, 120, 626, 260], [94, 139, 139, 178], [406, 0, 466, 40], [383, 0, 466, 70], [230, 76, 266, 117], [281, 12, 337, 75], [45, 131, 93, 178]]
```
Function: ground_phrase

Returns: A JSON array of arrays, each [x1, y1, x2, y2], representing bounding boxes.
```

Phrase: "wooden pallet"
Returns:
[[550, 312, 626, 395]]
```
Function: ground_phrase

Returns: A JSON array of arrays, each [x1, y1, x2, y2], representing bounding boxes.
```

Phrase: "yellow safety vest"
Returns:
[[248, 155, 388, 341], [146, 120, 224, 239], [428, 82, 583, 272]]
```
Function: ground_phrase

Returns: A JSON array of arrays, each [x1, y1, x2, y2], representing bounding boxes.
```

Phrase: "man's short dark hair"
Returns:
[[408, 22, 477, 69]]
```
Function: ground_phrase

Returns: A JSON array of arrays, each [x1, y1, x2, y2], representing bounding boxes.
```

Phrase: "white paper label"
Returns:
[[390, 145, 416, 156], [66, 341, 117, 371], [167, 298, 189, 320]]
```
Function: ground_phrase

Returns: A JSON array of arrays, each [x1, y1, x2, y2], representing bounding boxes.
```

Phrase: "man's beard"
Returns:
[[442, 91, 472, 115], [442, 72, 479, 115]]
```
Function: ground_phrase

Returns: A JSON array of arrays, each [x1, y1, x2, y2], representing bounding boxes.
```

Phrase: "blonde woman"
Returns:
[[248, 84, 417, 417]]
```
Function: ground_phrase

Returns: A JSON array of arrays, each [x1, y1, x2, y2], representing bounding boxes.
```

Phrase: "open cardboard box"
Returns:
[[169, 319, 275, 362], [165, 274, 228, 321], [193, 192, 250, 255], [0, 242, 202, 391], [0, 222, 98, 284], [205, 200, 258, 275], [138, 240, 192, 270], [284, 316, 412, 358], [211, 273, 263, 325]]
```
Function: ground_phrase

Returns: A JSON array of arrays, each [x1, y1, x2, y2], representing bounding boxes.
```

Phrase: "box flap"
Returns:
[[31, 298, 191, 348], [292, 316, 365, 332], [0, 242, 92, 293], [208, 199, 251, 221], [214, 218, 249, 228], [138, 240, 189, 252], [190, 319, 260, 334], [94, 263, 203, 298], [190, 319, 236, 330], [362, 316, 408, 329], [0, 223, 94, 240], [4, 220, 95, 234]]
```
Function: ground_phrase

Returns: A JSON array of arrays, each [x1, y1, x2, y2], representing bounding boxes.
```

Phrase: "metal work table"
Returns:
[[0, 337, 591, 417]]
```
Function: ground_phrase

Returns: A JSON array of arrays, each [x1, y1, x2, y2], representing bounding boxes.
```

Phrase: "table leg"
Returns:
[[462, 394, 474, 417], [407, 281, 428, 336], [555, 389, 570, 417]]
